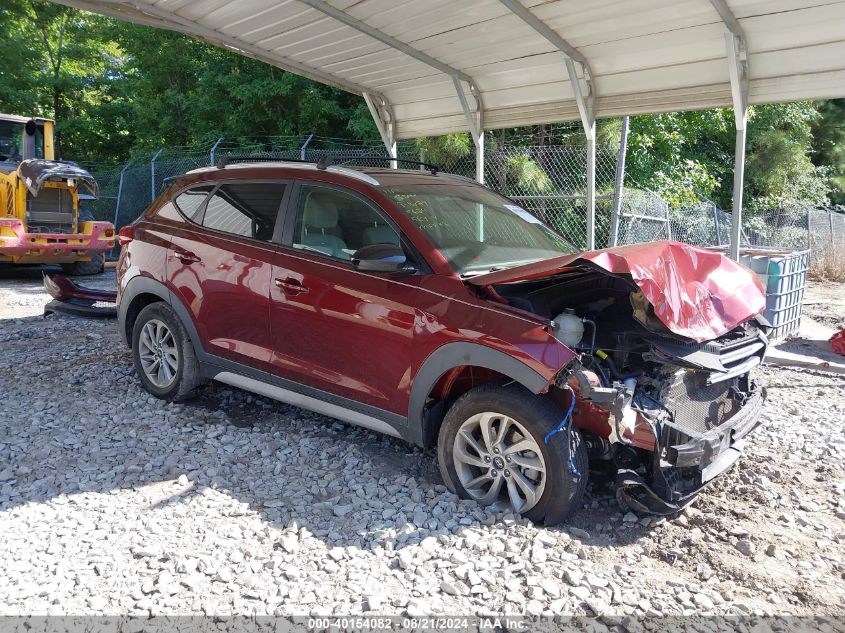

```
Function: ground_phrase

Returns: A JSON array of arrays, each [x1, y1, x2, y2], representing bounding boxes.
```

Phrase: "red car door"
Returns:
[[268, 182, 421, 416], [168, 180, 289, 372]]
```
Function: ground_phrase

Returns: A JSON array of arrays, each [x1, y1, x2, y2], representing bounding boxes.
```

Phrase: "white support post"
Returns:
[[363, 92, 397, 169], [209, 137, 223, 166], [609, 116, 629, 246], [150, 148, 163, 204], [725, 31, 749, 261], [731, 117, 747, 260], [475, 127, 485, 184], [565, 58, 597, 250], [586, 133, 596, 251], [452, 76, 485, 184]]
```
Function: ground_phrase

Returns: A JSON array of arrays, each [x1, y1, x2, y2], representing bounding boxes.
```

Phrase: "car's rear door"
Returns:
[[168, 180, 290, 372], [268, 181, 421, 417]]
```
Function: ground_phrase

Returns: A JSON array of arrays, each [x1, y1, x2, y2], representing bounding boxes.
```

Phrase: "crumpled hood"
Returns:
[[468, 240, 766, 343], [17, 159, 99, 198]]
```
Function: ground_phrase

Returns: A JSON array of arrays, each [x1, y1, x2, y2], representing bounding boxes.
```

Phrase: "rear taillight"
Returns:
[[118, 226, 135, 246], [103, 227, 115, 238]]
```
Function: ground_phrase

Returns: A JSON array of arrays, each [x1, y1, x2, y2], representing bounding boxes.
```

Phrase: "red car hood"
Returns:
[[467, 240, 766, 343]]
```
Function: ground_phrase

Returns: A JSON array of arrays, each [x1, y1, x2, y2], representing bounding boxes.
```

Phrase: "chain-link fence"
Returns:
[[664, 195, 845, 261], [617, 188, 672, 244], [89, 135, 844, 267], [810, 206, 845, 255], [90, 137, 621, 249]]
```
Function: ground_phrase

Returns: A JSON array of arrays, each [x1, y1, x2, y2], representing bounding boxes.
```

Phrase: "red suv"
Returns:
[[116, 157, 768, 524]]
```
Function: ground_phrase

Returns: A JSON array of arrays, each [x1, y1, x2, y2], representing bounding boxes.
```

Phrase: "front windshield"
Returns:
[[0, 120, 44, 161], [384, 183, 576, 275]]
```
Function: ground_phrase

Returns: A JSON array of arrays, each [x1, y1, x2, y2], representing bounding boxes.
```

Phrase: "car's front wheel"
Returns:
[[437, 383, 588, 526], [131, 302, 204, 401]]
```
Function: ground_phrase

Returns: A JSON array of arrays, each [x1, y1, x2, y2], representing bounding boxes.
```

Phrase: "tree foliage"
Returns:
[[0, 1, 376, 165], [623, 103, 833, 210]]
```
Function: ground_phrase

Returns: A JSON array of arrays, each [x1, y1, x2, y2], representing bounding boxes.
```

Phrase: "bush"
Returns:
[[809, 245, 845, 282]]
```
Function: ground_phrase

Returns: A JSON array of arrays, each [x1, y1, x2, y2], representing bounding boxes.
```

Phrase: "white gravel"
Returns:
[[1, 268, 844, 618]]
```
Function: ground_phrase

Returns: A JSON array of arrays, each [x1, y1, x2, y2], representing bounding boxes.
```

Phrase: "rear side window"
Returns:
[[177, 182, 287, 241], [174, 185, 213, 222]]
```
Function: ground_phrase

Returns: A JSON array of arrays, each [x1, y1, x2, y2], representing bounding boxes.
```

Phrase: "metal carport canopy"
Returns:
[[55, 0, 845, 256]]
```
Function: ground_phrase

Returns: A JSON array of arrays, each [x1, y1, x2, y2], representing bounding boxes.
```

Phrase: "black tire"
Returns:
[[61, 252, 104, 276], [131, 302, 204, 402], [437, 382, 588, 526]]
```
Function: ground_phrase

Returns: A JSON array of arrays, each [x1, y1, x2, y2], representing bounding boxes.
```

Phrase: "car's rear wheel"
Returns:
[[131, 302, 204, 401], [437, 382, 588, 526]]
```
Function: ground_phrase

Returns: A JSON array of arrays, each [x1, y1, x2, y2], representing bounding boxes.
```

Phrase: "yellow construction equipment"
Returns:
[[0, 113, 115, 274]]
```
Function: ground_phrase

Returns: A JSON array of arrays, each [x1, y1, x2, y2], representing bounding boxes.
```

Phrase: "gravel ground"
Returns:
[[1, 267, 844, 619]]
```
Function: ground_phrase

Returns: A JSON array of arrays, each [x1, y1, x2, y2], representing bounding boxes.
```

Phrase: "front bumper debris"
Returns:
[[43, 274, 118, 318], [617, 379, 765, 515]]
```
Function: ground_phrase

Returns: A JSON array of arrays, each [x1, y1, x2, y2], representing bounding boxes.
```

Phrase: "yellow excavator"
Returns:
[[0, 113, 115, 274]]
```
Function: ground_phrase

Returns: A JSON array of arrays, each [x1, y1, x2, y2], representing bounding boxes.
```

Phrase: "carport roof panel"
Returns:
[[55, 0, 845, 138]]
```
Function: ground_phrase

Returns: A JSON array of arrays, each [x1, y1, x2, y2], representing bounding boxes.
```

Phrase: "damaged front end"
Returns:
[[559, 334, 766, 515], [470, 241, 769, 515]]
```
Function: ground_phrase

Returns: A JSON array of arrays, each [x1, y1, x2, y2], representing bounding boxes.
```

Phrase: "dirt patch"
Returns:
[[802, 281, 845, 331]]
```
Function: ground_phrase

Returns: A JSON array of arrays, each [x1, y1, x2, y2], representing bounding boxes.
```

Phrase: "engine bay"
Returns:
[[487, 265, 767, 445]]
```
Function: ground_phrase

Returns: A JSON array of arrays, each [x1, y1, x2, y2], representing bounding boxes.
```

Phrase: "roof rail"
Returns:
[[316, 154, 440, 175], [213, 153, 441, 177], [216, 155, 312, 169]]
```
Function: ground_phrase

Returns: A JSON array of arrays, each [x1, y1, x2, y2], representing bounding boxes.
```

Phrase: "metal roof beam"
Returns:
[[298, 0, 481, 96], [498, 0, 593, 75], [452, 77, 482, 145], [499, 0, 595, 131], [564, 58, 595, 139], [724, 30, 749, 120], [50, 0, 388, 102], [498, 0, 596, 248], [363, 92, 397, 168], [711, 0, 749, 117], [452, 77, 485, 183], [709, 0, 746, 41]]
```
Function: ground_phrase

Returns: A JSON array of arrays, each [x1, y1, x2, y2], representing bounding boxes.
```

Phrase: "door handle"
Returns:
[[175, 250, 201, 264], [274, 278, 309, 295]]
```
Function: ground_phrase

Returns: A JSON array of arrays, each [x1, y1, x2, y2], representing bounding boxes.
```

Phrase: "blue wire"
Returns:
[[543, 392, 580, 477], [544, 398, 575, 444]]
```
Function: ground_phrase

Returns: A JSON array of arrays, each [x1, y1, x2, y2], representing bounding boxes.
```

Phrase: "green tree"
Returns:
[[414, 134, 472, 165], [624, 103, 831, 210], [811, 99, 845, 204], [0, 0, 129, 160]]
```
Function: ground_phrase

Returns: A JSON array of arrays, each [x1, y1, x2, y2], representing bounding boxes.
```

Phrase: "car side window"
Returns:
[[202, 182, 287, 241], [174, 185, 214, 223], [291, 185, 400, 261]]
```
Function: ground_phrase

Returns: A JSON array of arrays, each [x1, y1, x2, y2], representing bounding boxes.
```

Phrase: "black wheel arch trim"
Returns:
[[409, 342, 551, 447], [119, 276, 203, 356]]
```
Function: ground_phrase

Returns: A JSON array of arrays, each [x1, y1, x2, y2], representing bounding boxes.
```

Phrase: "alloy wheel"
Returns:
[[138, 319, 179, 388], [452, 412, 547, 513]]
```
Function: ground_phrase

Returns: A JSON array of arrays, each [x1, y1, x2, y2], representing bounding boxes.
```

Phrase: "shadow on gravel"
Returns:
[[0, 310, 655, 558]]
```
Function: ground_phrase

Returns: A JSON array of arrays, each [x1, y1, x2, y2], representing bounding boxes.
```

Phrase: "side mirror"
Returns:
[[352, 243, 414, 274]]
